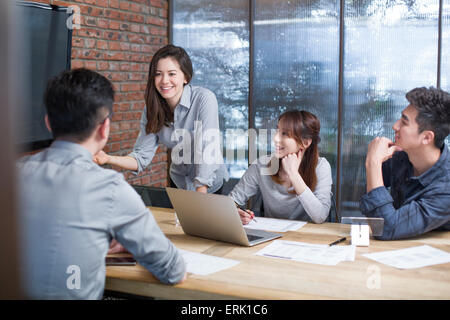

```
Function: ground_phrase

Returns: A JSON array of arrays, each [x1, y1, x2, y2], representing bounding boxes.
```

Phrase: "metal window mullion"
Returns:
[[248, 0, 255, 166], [335, 0, 345, 219]]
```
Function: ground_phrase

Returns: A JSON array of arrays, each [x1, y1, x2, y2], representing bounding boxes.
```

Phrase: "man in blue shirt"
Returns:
[[360, 87, 450, 240], [17, 69, 186, 299]]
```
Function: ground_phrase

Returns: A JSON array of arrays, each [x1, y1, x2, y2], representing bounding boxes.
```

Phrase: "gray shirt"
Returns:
[[17, 141, 186, 299], [129, 84, 229, 193], [230, 155, 333, 223]]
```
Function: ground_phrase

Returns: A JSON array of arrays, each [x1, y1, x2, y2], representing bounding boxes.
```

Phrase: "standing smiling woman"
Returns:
[[95, 45, 228, 193]]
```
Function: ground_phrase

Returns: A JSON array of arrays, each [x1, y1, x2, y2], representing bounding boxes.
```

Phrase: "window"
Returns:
[[341, 0, 439, 213], [172, 0, 250, 179], [171, 0, 447, 216], [443, 0, 450, 148], [253, 0, 339, 187]]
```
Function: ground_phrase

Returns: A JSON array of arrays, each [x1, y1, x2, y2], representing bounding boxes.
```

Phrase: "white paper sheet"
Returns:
[[362, 245, 450, 269], [255, 240, 355, 265], [245, 217, 307, 232], [329, 244, 356, 262], [179, 249, 240, 276]]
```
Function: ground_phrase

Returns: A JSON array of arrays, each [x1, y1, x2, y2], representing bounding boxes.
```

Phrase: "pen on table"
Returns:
[[263, 253, 291, 260], [328, 237, 346, 246]]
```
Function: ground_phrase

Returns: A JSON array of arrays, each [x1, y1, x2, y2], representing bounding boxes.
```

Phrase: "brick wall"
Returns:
[[30, 0, 170, 187]]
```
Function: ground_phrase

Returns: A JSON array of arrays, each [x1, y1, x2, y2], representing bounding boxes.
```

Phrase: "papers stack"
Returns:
[[245, 217, 307, 232], [255, 240, 355, 266], [363, 245, 450, 269], [179, 249, 240, 276]]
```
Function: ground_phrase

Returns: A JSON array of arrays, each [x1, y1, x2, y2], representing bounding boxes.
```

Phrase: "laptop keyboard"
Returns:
[[246, 234, 264, 242]]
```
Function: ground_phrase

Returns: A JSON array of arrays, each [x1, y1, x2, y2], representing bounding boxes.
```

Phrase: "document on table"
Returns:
[[179, 249, 240, 276], [255, 240, 355, 265], [363, 245, 450, 269], [245, 217, 307, 232]]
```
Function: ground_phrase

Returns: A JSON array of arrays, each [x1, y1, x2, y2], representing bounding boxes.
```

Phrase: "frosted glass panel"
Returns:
[[442, 0, 450, 148], [171, 0, 445, 213], [172, 0, 250, 178], [341, 0, 439, 215], [442, 0, 450, 90], [253, 0, 340, 185]]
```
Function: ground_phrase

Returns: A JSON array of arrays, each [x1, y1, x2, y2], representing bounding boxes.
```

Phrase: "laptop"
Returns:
[[166, 187, 282, 246]]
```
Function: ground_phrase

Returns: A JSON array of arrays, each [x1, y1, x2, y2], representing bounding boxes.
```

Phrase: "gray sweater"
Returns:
[[230, 155, 333, 223]]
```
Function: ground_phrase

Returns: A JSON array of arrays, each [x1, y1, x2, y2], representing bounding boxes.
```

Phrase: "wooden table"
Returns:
[[105, 207, 450, 299]]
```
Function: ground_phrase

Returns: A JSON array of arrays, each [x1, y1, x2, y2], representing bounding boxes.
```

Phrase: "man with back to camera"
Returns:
[[360, 87, 450, 240], [17, 68, 186, 299]]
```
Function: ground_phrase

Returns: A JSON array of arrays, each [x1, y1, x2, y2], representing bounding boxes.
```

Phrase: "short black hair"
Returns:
[[406, 87, 450, 148], [44, 68, 114, 142]]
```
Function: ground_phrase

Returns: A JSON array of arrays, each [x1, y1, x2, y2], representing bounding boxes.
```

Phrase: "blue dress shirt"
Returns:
[[360, 145, 450, 240]]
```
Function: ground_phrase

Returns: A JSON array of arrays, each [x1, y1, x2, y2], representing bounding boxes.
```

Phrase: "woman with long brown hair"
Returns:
[[94, 44, 228, 194], [230, 110, 332, 224]]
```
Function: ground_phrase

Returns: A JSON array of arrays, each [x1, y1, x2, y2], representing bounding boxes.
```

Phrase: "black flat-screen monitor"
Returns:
[[16, 1, 72, 151]]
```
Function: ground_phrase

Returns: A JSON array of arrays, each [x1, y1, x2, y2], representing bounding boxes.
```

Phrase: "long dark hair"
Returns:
[[271, 110, 321, 191], [144, 44, 193, 134]]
